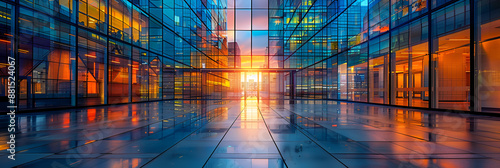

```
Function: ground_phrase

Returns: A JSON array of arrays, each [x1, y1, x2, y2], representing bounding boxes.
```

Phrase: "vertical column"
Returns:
[[290, 71, 295, 104], [408, 52, 413, 107], [472, 0, 479, 112], [71, 53, 77, 106], [428, 0, 435, 109], [72, 0, 79, 107], [104, 1, 109, 105], [388, 0, 393, 106]]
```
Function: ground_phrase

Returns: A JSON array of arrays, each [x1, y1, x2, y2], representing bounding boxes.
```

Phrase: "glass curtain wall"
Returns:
[[284, 0, 500, 113], [431, 0, 470, 111], [3, 0, 500, 114], [2, 0, 229, 111], [475, 0, 500, 113], [227, 0, 284, 69]]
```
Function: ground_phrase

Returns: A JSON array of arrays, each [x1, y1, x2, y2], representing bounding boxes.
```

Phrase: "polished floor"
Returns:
[[2, 99, 500, 168]]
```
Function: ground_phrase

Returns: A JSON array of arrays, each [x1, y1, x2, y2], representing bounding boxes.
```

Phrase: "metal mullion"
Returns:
[[428, 0, 434, 109], [15, 0, 20, 109], [470, 0, 476, 112], [74, 0, 79, 106]]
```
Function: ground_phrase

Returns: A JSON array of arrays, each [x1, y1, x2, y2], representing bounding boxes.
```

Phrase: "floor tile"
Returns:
[[3, 100, 500, 167]]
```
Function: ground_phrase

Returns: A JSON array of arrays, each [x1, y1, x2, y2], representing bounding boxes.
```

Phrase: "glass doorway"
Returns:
[[242, 72, 260, 99], [225, 72, 287, 100]]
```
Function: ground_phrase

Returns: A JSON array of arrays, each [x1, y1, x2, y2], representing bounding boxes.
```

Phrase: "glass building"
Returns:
[[0, 0, 230, 110], [284, 0, 500, 113], [3, 0, 500, 167], [2, 0, 500, 113]]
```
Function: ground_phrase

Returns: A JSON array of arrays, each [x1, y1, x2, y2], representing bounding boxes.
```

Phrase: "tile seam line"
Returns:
[[276, 106, 429, 166], [201, 105, 247, 168], [266, 104, 349, 168], [14, 103, 238, 167], [281, 106, 500, 142], [139, 102, 245, 167], [276, 107, 426, 155], [285, 108, 430, 142], [257, 104, 289, 168], [13, 101, 238, 167], [15, 117, 170, 164]]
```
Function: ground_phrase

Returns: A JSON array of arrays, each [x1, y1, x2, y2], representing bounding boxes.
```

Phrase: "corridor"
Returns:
[[2, 100, 500, 167]]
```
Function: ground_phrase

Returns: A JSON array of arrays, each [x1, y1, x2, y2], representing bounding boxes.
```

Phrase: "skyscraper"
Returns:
[[228, 42, 241, 68], [3, 0, 500, 167]]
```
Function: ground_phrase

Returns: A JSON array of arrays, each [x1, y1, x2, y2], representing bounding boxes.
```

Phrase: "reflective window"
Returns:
[[20, 0, 76, 21], [149, 53, 161, 100], [369, 34, 389, 104], [78, 29, 106, 106], [391, 0, 428, 27], [132, 47, 148, 102], [431, 0, 470, 110], [476, 0, 500, 112], [79, 0, 108, 33], [108, 40, 130, 104], [18, 8, 76, 108], [0, 2, 14, 106], [348, 43, 368, 102], [6, 0, 500, 114], [109, 0, 132, 42]]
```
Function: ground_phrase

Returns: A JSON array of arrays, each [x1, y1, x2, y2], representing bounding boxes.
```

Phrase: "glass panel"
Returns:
[[477, 0, 500, 112], [79, 0, 107, 33], [236, 9, 251, 30], [253, 0, 268, 8], [78, 29, 106, 106], [18, 8, 76, 108], [431, 0, 470, 110], [252, 9, 269, 30], [131, 48, 148, 102], [348, 43, 368, 102], [235, 0, 251, 8], [369, 34, 389, 104], [391, 0, 428, 27], [0, 3, 15, 109], [162, 58, 175, 100], [108, 40, 130, 104], [21, 0, 76, 21], [338, 53, 347, 100], [109, 0, 132, 42], [132, 7, 148, 48], [149, 53, 161, 100]]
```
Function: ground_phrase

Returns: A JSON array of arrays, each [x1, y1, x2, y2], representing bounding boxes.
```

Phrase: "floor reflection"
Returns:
[[1, 100, 500, 167]]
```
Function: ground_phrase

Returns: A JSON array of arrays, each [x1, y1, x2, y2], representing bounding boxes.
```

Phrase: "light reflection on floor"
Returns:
[[1, 99, 500, 167]]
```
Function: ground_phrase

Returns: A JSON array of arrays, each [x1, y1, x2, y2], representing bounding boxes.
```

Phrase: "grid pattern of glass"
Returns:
[[1, 0, 229, 110], [2, 0, 500, 113], [287, 0, 500, 113]]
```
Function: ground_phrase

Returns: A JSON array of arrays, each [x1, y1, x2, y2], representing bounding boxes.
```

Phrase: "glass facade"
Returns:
[[1, 0, 500, 114], [285, 0, 500, 113], [1, 0, 229, 110]]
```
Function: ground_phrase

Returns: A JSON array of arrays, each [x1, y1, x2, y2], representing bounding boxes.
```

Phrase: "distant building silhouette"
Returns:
[[228, 42, 241, 68]]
